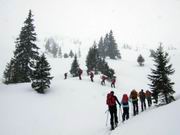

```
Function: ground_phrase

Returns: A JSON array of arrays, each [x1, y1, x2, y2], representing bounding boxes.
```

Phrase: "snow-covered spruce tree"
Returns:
[[103, 33, 109, 58], [69, 50, 74, 58], [58, 46, 62, 58], [106, 30, 121, 59], [86, 42, 100, 74], [148, 45, 175, 104], [137, 54, 145, 66], [149, 49, 156, 57], [13, 10, 39, 82], [3, 58, 16, 84], [31, 54, 53, 94], [45, 38, 59, 57], [64, 53, 69, 58], [45, 39, 51, 52], [51, 43, 58, 58], [97, 58, 115, 79], [98, 37, 106, 59], [70, 54, 79, 77], [3, 57, 25, 84]]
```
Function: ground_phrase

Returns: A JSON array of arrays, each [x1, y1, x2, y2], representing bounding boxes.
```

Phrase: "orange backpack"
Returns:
[[131, 90, 138, 99]]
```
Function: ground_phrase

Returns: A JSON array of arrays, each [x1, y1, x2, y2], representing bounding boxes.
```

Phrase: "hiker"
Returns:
[[121, 94, 129, 122], [111, 77, 116, 88], [106, 91, 121, 130], [64, 72, 67, 79], [101, 75, 107, 85], [139, 89, 146, 111], [130, 89, 139, 116], [89, 71, 94, 82], [145, 90, 152, 107], [78, 68, 83, 80]]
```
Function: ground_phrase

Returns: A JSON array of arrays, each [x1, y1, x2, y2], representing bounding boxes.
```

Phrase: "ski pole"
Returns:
[[105, 109, 109, 126], [119, 106, 122, 122]]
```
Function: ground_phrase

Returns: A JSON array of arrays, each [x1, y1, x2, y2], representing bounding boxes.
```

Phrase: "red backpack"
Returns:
[[122, 94, 128, 103], [106, 93, 116, 106]]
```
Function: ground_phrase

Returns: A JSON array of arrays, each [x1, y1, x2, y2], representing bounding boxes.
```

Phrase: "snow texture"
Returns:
[[0, 48, 180, 135]]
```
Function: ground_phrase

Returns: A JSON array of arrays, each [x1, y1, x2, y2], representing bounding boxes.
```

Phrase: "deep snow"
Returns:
[[0, 48, 179, 135]]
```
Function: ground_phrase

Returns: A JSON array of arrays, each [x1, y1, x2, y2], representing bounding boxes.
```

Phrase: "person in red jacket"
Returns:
[[111, 77, 116, 88], [101, 75, 107, 85], [106, 91, 121, 130], [121, 94, 129, 122]]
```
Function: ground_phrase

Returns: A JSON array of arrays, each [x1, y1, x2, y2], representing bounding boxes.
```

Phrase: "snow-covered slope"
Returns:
[[0, 48, 179, 135]]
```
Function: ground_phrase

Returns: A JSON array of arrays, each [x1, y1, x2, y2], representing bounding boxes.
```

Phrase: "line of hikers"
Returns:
[[64, 68, 83, 80], [64, 69, 116, 88], [106, 89, 152, 130]]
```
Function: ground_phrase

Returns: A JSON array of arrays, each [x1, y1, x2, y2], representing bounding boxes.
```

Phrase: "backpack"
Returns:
[[139, 91, 145, 100], [102, 76, 106, 80], [112, 79, 116, 84], [122, 94, 128, 104], [146, 90, 152, 97], [106, 93, 116, 106], [131, 90, 138, 99], [78, 69, 82, 74]]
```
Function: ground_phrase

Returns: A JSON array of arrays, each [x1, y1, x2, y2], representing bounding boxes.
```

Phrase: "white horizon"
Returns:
[[0, 0, 180, 75]]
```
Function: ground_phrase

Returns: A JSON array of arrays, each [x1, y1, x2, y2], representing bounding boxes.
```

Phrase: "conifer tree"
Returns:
[[69, 50, 74, 58], [44, 38, 59, 57], [148, 45, 175, 104], [103, 33, 109, 57], [98, 37, 106, 59], [51, 43, 58, 58], [70, 54, 79, 77], [137, 54, 145, 66], [13, 10, 39, 82], [4, 56, 33, 84], [58, 46, 62, 58], [31, 54, 53, 94], [107, 30, 121, 59], [149, 49, 156, 57], [98, 58, 115, 79], [3, 58, 15, 84], [64, 53, 69, 58], [86, 42, 100, 74], [45, 39, 51, 52]]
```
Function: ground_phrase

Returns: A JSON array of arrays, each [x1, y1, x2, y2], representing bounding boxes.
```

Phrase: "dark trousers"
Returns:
[[90, 77, 93, 82], [79, 75, 82, 80], [111, 83, 115, 88], [109, 105, 118, 129], [101, 80, 105, 85], [132, 100, 139, 116], [140, 100, 146, 111], [122, 107, 129, 121], [147, 97, 152, 107]]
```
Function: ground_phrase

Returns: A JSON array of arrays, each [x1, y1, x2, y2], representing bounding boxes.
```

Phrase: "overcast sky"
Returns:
[[0, 0, 180, 67]]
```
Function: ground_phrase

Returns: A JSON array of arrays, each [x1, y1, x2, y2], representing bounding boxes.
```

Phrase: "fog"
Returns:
[[0, 0, 180, 76]]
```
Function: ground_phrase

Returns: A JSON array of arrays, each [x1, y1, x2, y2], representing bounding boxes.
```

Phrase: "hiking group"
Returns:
[[106, 89, 152, 130], [64, 69, 117, 88]]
